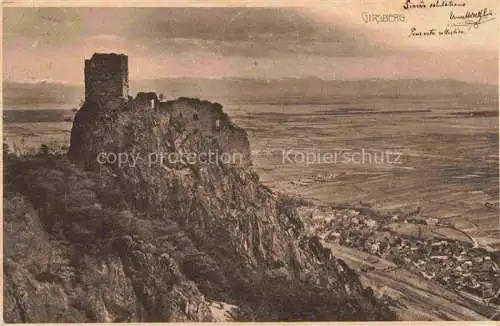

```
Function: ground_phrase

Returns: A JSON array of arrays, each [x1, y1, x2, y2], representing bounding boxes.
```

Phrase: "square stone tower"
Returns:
[[84, 53, 129, 102]]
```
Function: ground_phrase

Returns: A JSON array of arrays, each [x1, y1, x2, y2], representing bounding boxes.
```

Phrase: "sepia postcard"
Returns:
[[1, 0, 499, 323]]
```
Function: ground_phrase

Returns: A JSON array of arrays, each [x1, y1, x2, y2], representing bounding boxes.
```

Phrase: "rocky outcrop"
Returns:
[[3, 183, 211, 322], [4, 97, 395, 322]]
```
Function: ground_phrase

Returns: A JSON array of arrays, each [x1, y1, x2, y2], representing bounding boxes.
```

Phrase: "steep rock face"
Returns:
[[68, 98, 299, 277], [3, 171, 212, 323], [68, 97, 346, 283], [4, 97, 395, 322]]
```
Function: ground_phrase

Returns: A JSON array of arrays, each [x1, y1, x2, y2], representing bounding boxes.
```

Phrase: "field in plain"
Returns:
[[225, 96, 499, 249]]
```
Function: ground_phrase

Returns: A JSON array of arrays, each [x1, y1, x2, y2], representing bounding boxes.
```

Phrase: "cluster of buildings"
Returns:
[[388, 238, 499, 301], [311, 209, 500, 302]]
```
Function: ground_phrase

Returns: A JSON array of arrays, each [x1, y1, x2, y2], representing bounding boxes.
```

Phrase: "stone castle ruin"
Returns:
[[78, 52, 251, 166], [85, 53, 129, 102], [84, 53, 164, 110]]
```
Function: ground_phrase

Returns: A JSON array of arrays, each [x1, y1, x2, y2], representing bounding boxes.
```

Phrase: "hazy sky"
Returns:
[[3, 4, 498, 84]]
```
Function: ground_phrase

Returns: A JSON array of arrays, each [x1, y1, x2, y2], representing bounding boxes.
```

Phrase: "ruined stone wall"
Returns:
[[135, 92, 160, 109], [85, 53, 129, 103], [162, 98, 251, 167]]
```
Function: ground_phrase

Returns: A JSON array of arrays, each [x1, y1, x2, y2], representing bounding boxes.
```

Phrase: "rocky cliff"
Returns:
[[3, 97, 395, 322]]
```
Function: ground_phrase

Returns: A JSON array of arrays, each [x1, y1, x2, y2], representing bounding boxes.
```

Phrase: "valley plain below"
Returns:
[[3, 87, 499, 321], [225, 97, 499, 250]]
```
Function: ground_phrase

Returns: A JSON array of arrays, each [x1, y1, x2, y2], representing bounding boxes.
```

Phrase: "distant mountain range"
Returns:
[[3, 78, 498, 109], [3, 81, 84, 109]]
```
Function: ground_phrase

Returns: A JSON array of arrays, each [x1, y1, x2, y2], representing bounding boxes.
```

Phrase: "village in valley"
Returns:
[[302, 205, 500, 305]]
